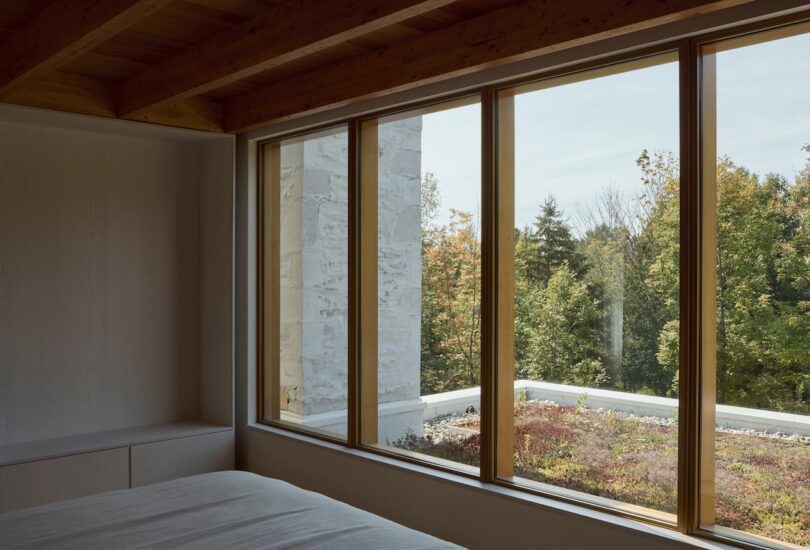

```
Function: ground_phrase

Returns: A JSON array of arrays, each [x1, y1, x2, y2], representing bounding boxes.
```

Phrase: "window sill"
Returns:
[[245, 422, 735, 550]]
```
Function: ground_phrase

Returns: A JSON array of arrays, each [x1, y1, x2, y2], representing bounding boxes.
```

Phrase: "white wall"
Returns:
[[0, 107, 234, 444]]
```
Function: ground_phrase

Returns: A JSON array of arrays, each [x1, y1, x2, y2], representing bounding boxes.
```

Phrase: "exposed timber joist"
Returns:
[[2, 72, 224, 132], [224, 0, 752, 132], [117, 0, 457, 117], [0, 0, 172, 97]]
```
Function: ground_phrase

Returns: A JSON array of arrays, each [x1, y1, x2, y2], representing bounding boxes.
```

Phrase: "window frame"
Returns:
[[690, 17, 810, 550], [256, 12, 810, 549], [256, 124, 353, 446], [356, 93, 483, 473], [489, 47, 682, 528]]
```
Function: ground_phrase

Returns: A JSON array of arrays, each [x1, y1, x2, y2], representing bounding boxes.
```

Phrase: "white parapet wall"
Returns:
[[422, 381, 810, 437], [282, 381, 810, 438], [281, 398, 428, 442]]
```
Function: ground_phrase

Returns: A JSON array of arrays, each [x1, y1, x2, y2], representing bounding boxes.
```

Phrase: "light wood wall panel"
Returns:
[[130, 430, 234, 487], [0, 120, 201, 445], [0, 447, 129, 512]]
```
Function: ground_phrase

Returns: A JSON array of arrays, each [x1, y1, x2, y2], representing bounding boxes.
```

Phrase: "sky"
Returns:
[[420, 32, 810, 232]]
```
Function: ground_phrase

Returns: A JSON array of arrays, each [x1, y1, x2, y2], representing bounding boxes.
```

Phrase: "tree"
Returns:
[[421, 171, 441, 228], [633, 150, 680, 395], [419, 143, 810, 414], [524, 263, 608, 386], [648, 152, 810, 412], [513, 228, 543, 379], [576, 151, 679, 395], [579, 190, 632, 389], [525, 197, 584, 285], [421, 209, 481, 393]]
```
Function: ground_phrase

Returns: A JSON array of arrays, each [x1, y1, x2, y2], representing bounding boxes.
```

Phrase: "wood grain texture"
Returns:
[[0, 120, 201, 445], [1, 72, 225, 133], [0, 421, 231, 467], [699, 49, 717, 527], [495, 91, 515, 479], [225, 0, 751, 131], [130, 430, 234, 487], [0, 0, 172, 97], [118, 0, 456, 116], [0, 448, 129, 512], [260, 142, 282, 421], [359, 120, 379, 444]]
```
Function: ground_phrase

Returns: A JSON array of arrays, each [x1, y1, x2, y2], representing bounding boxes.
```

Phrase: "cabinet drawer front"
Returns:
[[130, 430, 233, 487], [0, 448, 129, 512]]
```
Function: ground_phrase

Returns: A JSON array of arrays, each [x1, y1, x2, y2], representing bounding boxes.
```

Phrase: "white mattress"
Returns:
[[0, 470, 462, 549]]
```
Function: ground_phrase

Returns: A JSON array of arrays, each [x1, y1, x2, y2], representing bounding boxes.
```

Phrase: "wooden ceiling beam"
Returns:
[[118, 0, 457, 117], [224, 0, 752, 133], [3, 72, 225, 132], [0, 0, 172, 97]]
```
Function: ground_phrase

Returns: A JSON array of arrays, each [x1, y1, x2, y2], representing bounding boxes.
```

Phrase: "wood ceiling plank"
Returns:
[[182, 0, 282, 19], [0, 1, 55, 30], [61, 52, 150, 81], [224, 0, 752, 132], [0, 0, 173, 97], [118, 0, 458, 117]]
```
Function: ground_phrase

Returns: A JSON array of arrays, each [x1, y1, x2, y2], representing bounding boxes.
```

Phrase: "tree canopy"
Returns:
[[419, 146, 810, 415]]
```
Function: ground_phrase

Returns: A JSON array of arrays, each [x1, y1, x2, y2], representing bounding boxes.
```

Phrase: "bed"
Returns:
[[0, 470, 462, 549]]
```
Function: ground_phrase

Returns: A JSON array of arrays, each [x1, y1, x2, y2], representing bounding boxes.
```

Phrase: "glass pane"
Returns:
[[504, 55, 680, 516], [702, 26, 810, 547], [373, 99, 481, 471], [275, 127, 349, 438]]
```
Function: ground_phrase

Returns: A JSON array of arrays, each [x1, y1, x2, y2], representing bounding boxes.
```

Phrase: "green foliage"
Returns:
[[419, 146, 810, 414], [420, 202, 481, 394], [394, 405, 809, 546], [524, 197, 585, 284], [709, 158, 810, 413], [420, 171, 441, 227], [523, 264, 608, 386]]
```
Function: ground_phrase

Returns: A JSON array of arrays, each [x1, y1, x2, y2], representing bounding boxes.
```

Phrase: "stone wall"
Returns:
[[279, 119, 424, 440], [377, 118, 423, 407]]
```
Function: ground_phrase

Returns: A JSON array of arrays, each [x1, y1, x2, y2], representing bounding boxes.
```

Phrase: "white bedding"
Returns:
[[0, 470, 462, 549]]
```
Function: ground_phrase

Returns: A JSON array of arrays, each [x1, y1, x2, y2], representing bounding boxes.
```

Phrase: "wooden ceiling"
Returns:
[[0, 0, 750, 134]]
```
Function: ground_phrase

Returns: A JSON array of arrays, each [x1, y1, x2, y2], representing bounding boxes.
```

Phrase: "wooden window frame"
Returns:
[[256, 12, 810, 548], [257, 124, 353, 445], [355, 92, 485, 477], [490, 48, 681, 529], [688, 17, 810, 550]]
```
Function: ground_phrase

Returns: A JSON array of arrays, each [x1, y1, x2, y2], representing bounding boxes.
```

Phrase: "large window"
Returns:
[[699, 23, 810, 548], [358, 98, 481, 471], [258, 16, 810, 549], [259, 127, 350, 439], [496, 54, 680, 519]]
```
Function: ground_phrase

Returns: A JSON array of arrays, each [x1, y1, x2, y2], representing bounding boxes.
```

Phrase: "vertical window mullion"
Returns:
[[348, 121, 360, 448], [677, 37, 702, 535], [698, 48, 717, 530], [358, 119, 379, 446], [480, 87, 496, 482], [261, 142, 282, 423], [493, 88, 516, 482]]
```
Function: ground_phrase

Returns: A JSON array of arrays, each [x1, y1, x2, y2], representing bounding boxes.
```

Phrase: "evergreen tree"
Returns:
[[526, 197, 584, 284], [524, 263, 608, 386], [419, 145, 810, 414]]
